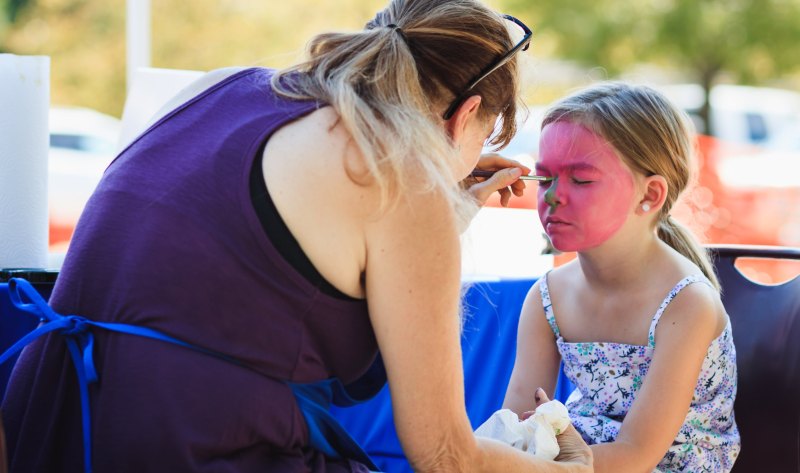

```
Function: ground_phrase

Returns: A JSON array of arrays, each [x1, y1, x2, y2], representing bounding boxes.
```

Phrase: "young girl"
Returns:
[[503, 83, 740, 472]]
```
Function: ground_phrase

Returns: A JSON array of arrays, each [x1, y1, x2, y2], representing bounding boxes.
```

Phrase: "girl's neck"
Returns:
[[576, 232, 666, 292]]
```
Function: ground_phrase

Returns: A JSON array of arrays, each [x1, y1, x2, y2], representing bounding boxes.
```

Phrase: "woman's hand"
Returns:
[[463, 153, 531, 207], [522, 388, 594, 469]]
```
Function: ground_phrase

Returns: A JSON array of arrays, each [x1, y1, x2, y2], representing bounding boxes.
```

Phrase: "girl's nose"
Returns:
[[543, 176, 562, 212]]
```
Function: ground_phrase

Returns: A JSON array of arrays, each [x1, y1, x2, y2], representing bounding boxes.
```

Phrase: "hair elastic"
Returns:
[[386, 23, 408, 42]]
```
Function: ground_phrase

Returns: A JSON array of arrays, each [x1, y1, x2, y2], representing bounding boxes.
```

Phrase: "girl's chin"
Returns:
[[548, 235, 592, 253]]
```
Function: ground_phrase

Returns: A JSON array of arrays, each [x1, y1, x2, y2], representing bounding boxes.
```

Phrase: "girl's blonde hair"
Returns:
[[272, 0, 523, 225], [542, 82, 720, 290]]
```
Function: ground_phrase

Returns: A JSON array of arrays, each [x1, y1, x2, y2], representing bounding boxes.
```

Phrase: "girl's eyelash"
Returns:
[[572, 178, 592, 185]]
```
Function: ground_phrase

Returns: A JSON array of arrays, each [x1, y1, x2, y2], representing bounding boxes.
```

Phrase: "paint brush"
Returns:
[[470, 169, 553, 182]]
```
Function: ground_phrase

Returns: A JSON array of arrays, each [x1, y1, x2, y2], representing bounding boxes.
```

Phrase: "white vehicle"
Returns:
[[658, 83, 800, 148], [49, 106, 121, 227]]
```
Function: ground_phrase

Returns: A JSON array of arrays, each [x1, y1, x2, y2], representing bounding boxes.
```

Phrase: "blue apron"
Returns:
[[0, 277, 383, 472]]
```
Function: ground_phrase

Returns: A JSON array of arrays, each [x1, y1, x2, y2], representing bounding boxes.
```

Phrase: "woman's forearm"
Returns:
[[472, 437, 593, 473]]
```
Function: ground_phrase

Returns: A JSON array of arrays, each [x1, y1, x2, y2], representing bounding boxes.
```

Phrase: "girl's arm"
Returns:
[[503, 280, 562, 416], [590, 282, 727, 473], [364, 187, 590, 473]]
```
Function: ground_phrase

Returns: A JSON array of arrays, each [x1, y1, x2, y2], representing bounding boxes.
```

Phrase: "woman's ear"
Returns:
[[445, 95, 482, 141], [638, 174, 668, 215]]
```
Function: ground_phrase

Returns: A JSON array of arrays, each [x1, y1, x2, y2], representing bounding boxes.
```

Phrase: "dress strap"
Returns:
[[538, 272, 562, 339], [647, 274, 713, 348]]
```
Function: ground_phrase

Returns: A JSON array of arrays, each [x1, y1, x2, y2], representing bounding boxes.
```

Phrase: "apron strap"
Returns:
[[1, 278, 382, 472]]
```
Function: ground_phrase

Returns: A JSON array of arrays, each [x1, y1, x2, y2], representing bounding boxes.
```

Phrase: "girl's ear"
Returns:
[[638, 174, 668, 215], [445, 95, 482, 141]]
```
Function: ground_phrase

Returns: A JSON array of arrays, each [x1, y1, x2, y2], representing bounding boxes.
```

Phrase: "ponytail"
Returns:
[[270, 0, 522, 227], [657, 215, 720, 291], [273, 26, 460, 212]]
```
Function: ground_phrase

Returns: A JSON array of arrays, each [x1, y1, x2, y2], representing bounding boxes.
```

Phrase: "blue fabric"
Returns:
[[0, 278, 383, 472], [0, 281, 53, 399], [1, 276, 575, 473], [331, 277, 575, 472], [290, 379, 380, 470]]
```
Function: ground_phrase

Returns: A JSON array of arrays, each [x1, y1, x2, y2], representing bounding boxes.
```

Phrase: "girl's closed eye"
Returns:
[[571, 177, 593, 185]]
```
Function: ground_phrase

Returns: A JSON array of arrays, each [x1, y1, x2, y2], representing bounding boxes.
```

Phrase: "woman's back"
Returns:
[[2, 67, 379, 473]]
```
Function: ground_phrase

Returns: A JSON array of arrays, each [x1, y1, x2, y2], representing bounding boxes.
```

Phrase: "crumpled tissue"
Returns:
[[474, 400, 571, 460]]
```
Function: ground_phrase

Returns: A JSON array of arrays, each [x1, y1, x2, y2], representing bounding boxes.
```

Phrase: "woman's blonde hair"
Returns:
[[542, 83, 720, 290], [272, 0, 523, 224]]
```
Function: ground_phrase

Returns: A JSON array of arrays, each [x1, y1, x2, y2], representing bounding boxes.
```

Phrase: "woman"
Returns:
[[1, 0, 592, 471]]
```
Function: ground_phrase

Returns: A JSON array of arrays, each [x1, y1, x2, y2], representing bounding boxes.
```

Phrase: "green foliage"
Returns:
[[1, 0, 386, 116], [503, 0, 800, 83], [500, 0, 800, 132], [2, 0, 799, 119], [0, 0, 32, 49]]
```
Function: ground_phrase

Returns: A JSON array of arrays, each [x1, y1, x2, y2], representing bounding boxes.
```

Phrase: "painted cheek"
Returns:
[[559, 173, 634, 251]]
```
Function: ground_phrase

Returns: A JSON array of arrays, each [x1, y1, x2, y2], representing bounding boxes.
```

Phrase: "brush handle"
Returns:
[[469, 169, 552, 181]]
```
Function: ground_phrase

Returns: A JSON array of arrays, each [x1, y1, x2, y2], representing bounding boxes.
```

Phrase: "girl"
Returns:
[[503, 83, 740, 472]]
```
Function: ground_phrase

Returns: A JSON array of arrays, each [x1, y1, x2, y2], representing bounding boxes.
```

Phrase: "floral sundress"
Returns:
[[540, 274, 741, 472]]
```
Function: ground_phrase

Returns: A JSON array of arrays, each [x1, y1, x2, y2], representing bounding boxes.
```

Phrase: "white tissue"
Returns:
[[474, 401, 571, 460], [0, 54, 50, 269]]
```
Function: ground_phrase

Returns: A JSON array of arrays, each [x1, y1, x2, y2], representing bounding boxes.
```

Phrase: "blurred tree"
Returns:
[[0, 0, 33, 49], [3, 0, 127, 115], [2, 0, 386, 116], [3, 0, 32, 21], [502, 0, 800, 135]]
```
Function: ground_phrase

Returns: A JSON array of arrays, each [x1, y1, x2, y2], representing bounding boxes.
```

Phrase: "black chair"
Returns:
[[709, 245, 800, 473]]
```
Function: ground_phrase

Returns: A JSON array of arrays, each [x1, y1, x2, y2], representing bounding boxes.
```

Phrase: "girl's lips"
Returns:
[[545, 216, 569, 225]]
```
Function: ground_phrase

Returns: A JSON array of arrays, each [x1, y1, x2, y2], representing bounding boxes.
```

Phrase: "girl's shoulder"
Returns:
[[654, 273, 728, 345], [539, 260, 582, 292]]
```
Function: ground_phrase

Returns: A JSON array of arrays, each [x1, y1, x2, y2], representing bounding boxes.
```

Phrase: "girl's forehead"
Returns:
[[540, 120, 608, 150], [538, 120, 620, 166]]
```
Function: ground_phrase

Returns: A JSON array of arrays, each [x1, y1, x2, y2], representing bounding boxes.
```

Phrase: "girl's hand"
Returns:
[[463, 153, 531, 207], [523, 388, 594, 468]]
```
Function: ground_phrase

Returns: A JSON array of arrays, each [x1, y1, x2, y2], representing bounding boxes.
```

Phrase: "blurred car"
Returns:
[[48, 106, 121, 251], [657, 84, 800, 147]]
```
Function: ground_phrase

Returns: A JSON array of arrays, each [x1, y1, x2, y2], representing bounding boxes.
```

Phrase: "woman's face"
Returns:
[[454, 114, 497, 179], [536, 120, 636, 252]]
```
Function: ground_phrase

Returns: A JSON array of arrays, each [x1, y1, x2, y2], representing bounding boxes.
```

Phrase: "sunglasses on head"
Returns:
[[442, 14, 533, 120]]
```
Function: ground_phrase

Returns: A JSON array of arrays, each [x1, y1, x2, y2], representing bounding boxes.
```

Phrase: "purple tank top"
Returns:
[[2, 68, 378, 472]]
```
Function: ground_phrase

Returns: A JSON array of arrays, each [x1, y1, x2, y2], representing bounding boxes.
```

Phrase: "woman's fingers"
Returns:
[[534, 387, 550, 407], [470, 153, 531, 206], [519, 388, 549, 421], [476, 153, 532, 176], [525, 387, 593, 468], [467, 167, 523, 206], [555, 424, 593, 467]]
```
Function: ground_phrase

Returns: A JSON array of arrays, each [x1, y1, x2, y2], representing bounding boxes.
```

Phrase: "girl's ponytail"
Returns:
[[657, 216, 720, 290]]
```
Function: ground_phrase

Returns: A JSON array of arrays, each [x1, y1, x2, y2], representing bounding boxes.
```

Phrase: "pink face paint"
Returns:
[[536, 121, 636, 252]]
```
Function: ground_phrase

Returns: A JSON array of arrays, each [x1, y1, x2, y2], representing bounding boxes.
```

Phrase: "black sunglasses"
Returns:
[[442, 14, 533, 120]]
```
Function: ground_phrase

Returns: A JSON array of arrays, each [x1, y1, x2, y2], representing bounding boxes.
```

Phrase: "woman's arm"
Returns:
[[589, 283, 727, 473], [363, 188, 589, 472], [503, 281, 562, 416]]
